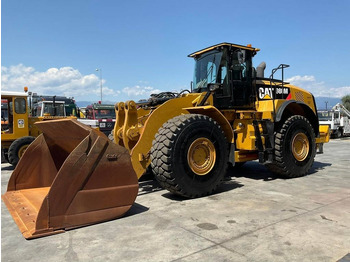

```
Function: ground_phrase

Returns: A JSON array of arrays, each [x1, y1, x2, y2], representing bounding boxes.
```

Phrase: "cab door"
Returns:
[[1, 95, 29, 141], [229, 50, 254, 108]]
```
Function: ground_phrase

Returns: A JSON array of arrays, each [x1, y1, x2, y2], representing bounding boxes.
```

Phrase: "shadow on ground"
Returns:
[[1, 165, 14, 171], [138, 179, 163, 196], [309, 161, 332, 174], [124, 202, 150, 217], [229, 160, 332, 180], [228, 161, 277, 181], [161, 179, 244, 202]]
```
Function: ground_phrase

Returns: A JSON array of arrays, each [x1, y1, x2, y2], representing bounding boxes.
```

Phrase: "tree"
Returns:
[[341, 95, 350, 111]]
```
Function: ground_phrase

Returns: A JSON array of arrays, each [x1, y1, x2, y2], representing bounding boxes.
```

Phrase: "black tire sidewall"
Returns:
[[8, 136, 35, 166], [281, 117, 315, 174], [171, 117, 228, 196]]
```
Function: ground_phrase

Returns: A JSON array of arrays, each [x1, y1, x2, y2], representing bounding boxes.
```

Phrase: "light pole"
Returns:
[[96, 68, 102, 103]]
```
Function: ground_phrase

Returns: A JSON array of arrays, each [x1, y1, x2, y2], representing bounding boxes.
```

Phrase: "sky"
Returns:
[[1, 0, 350, 104]]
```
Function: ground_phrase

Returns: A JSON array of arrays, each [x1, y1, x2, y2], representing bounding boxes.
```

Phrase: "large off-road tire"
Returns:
[[8, 136, 35, 166], [151, 114, 229, 198], [267, 115, 316, 178]]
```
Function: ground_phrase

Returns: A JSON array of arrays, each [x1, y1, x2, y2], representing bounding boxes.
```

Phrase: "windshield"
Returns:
[[193, 51, 224, 92], [317, 111, 332, 121], [38, 102, 65, 116], [95, 109, 115, 119]]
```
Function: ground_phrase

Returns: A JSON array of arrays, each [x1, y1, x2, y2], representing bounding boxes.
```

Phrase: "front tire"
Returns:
[[267, 115, 316, 178], [151, 114, 228, 198], [8, 136, 35, 166]]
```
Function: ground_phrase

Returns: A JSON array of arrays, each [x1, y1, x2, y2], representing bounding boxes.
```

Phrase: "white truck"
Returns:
[[318, 103, 350, 138], [32, 100, 99, 129]]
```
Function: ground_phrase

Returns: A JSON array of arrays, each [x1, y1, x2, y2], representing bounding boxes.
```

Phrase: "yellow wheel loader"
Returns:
[[2, 43, 330, 239]]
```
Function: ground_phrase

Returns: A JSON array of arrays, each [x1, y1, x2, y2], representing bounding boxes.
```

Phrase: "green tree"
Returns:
[[341, 95, 350, 111]]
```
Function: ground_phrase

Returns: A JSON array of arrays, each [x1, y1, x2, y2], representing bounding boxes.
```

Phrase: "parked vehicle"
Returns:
[[1, 91, 76, 166], [30, 94, 78, 117], [318, 103, 350, 138], [85, 103, 116, 137]]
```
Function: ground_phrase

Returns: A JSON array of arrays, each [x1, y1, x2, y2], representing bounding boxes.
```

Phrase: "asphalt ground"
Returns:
[[1, 138, 350, 262]]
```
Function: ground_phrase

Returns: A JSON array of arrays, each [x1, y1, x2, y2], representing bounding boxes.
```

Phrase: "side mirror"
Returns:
[[207, 83, 221, 92]]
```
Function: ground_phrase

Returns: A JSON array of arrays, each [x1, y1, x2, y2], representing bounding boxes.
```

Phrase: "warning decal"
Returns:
[[18, 119, 25, 128]]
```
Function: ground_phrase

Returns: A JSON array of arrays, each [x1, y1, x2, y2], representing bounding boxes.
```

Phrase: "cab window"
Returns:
[[15, 98, 26, 114]]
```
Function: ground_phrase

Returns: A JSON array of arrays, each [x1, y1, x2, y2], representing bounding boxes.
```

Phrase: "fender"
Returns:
[[184, 105, 234, 143], [129, 94, 200, 178], [276, 100, 319, 136]]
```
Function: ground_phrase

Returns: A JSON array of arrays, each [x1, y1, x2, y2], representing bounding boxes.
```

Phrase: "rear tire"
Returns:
[[151, 114, 228, 198], [267, 115, 316, 178], [8, 136, 35, 166]]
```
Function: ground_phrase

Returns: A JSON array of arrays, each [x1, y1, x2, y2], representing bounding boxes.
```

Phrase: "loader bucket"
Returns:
[[2, 119, 139, 239]]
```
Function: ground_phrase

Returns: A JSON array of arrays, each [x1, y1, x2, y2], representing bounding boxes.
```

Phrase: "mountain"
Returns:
[[75, 100, 116, 107], [75, 97, 341, 110], [314, 97, 341, 111]]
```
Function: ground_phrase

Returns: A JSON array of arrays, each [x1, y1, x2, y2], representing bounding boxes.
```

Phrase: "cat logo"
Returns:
[[258, 86, 290, 100], [258, 87, 273, 100]]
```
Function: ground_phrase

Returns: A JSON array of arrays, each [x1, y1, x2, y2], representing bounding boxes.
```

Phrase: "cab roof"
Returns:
[[188, 42, 260, 58], [1, 91, 28, 97]]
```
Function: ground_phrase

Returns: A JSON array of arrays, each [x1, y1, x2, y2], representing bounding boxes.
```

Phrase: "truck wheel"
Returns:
[[267, 115, 316, 178], [8, 136, 35, 166], [151, 114, 228, 198], [335, 129, 343, 138]]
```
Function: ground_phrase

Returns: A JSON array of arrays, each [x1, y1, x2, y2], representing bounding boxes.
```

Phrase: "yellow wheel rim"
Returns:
[[187, 138, 216, 176], [292, 133, 309, 161], [18, 144, 29, 158]]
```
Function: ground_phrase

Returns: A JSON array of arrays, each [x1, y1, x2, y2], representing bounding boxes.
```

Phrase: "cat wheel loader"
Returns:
[[2, 43, 330, 239]]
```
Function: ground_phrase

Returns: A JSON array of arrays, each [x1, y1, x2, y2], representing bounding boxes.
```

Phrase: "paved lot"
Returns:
[[2, 138, 350, 262]]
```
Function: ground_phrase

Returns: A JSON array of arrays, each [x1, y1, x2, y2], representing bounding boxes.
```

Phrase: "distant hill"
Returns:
[[315, 97, 341, 110], [75, 97, 341, 110], [75, 100, 116, 107], [75, 101, 92, 107]]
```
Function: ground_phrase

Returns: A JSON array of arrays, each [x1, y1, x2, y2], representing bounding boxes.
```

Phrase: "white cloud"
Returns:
[[287, 75, 316, 82], [1, 64, 197, 103], [286, 75, 350, 98], [1, 64, 119, 101], [122, 85, 162, 97]]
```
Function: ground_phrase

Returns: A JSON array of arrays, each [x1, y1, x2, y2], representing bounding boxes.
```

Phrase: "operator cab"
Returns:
[[189, 43, 259, 109]]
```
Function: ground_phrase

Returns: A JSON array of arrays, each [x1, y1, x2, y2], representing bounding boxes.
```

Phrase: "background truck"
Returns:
[[1, 91, 75, 166], [85, 103, 116, 137], [32, 100, 66, 117], [2, 42, 330, 239], [1, 99, 9, 130], [318, 103, 350, 138], [30, 94, 78, 117]]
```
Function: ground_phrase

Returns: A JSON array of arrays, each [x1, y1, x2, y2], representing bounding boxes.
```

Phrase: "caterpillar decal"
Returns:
[[258, 86, 290, 100]]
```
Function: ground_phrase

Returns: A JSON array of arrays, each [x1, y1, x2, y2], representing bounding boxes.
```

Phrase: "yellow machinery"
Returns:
[[1, 91, 75, 166], [2, 43, 330, 239]]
